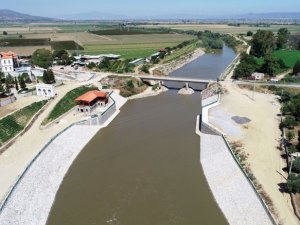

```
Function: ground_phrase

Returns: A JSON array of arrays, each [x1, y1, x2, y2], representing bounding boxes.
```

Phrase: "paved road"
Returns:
[[226, 80, 300, 89]]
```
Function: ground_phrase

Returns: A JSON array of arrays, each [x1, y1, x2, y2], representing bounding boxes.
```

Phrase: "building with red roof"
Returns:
[[0, 51, 18, 73], [75, 90, 109, 114]]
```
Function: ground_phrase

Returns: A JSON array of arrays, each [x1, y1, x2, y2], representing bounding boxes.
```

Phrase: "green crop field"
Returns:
[[0, 100, 47, 146], [256, 50, 300, 68], [80, 34, 194, 59], [43, 86, 98, 125], [0, 38, 50, 47], [90, 29, 170, 35]]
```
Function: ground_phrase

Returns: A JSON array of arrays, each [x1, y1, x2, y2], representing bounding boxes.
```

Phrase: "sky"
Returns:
[[2, 0, 300, 18]]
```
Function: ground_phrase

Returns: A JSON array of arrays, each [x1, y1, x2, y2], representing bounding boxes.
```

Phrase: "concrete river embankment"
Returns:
[[47, 46, 236, 225]]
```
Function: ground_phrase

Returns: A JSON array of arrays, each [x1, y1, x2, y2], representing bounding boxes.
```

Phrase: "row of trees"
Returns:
[[251, 28, 289, 58], [31, 49, 76, 69], [0, 72, 29, 93], [234, 28, 291, 78]]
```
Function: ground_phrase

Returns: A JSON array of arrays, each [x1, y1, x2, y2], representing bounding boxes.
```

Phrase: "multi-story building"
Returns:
[[0, 51, 18, 73]]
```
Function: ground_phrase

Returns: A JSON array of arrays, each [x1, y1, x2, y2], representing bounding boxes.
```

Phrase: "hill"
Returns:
[[0, 9, 54, 22]]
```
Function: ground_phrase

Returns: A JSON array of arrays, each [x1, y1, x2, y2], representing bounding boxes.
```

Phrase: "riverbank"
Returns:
[[209, 82, 299, 225], [151, 48, 205, 76], [127, 86, 168, 100], [0, 92, 127, 225]]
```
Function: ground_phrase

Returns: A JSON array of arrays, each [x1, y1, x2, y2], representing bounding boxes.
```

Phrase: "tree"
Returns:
[[293, 60, 300, 75], [43, 69, 55, 84], [19, 34, 23, 38], [3, 31, 7, 35], [18, 76, 26, 90], [140, 65, 150, 74], [31, 49, 53, 69], [297, 130, 300, 151], [281, 116, 298, 129], [5, 79, 10, 93], [287, 131, 295, 142], [21, 73, 31, 83], [53, 49, 68, 59], [14, 77, 19, 91], [0, 80, 4, 93], [277, 28, 289, 49], [261, 54, 282, 76], [233, 53, 259, 79], [246, 31, 253, 36], [292, 158, 300, 173], [5, 74, 14, 84], [251, 30, 276, 57]]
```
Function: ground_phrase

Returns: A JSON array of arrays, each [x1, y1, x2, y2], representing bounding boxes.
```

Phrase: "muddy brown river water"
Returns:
[[47, 45, 236, 225]]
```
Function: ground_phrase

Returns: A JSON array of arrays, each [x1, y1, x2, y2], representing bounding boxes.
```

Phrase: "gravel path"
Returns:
[[200, 133, 274, 225], [0, 125, 101, 225]]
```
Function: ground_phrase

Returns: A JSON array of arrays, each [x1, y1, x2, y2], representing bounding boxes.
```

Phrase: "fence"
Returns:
[[0, 96, 16, 107]]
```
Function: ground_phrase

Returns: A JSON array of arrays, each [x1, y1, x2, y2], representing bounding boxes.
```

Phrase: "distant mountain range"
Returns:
[[57, 11, 128, 20], [1, 9, 300, 22], [0, 9, 53, 22]]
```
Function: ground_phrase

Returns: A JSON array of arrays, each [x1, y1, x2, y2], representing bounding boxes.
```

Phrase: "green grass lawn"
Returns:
[[255, 50, 300, 74], [42, 86, 98, 125], [273, 50, 300, 67], [0, 100, 47, 146], [256, 50, 300, 68]]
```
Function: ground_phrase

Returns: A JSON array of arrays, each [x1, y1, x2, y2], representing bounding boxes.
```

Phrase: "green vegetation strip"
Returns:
[[50, 41, 84, 50], [42, 86, 98, 125], [90, 29, 170, 36], [0, 38, 50, 47], [0, 100, 47, 146], [160, 41, 197, 64]]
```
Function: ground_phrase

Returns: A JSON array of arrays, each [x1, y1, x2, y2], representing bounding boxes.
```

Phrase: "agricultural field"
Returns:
[[0, 23, 193, 58], [42, 86, 98, 125], [0, 100, 47, 146], [137, 24, 300, 35], [256, 50, 300, 68], [81, 33, 194, 58], [90, 29, 170, 35], [0, 38, 50, 47], [50, 41, 83, 50]]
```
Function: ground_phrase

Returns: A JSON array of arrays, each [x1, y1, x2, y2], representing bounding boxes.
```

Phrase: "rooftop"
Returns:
[[75, 90, 107, 103]]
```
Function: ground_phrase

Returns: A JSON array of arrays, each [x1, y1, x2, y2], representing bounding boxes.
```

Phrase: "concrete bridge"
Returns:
[[118, 74, 215, 84]]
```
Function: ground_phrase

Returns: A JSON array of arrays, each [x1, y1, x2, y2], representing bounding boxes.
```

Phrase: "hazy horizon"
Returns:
[[1, 0, 300, 19]]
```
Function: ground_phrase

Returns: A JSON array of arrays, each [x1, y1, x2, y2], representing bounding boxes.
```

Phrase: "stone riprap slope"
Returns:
[[0, 125, 100, 225], [200, 133, 274, 225]]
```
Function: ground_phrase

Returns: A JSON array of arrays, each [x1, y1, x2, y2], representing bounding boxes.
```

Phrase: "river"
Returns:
[[46, 45, 236, 225]]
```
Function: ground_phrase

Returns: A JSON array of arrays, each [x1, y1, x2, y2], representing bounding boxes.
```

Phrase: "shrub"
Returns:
[[287, 173, 300, 193], [292, 158, 300, 173], [281, 116, 298, 129]]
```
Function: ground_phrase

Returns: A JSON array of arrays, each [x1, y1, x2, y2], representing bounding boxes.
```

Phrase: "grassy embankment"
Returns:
[[0, 100, 48, 146], [160, 41, 198, 64], [42, 86, 98, 125]]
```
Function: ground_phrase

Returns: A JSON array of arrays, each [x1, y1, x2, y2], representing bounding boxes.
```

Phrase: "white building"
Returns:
[[251, 72, 264, 81], [36, 84, 56, 98], [0, 52, 16, 73]]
